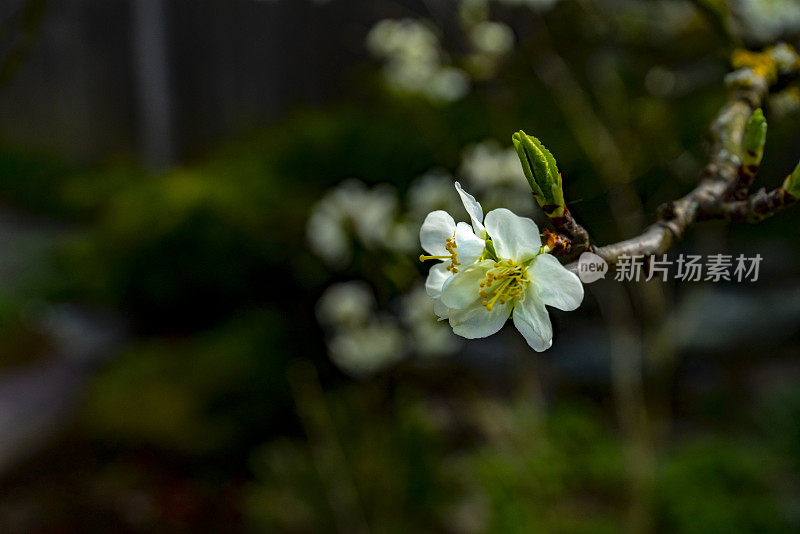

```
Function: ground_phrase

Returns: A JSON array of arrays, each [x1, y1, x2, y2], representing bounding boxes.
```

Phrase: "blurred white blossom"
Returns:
[[316, 281, 375, 328], [769, 87, 800, 119], [328, 320, 406, 378], [408, 169, 462, 218], [465, 21, 515, 79], [495, 0, 560, 8], [307, 179, 399, 267], [470, 21, 514, 55], [460, 0, 561, 10], [734, 0, 800, 43], [460, 140, 523, 189], [459, 140, 537, 215], [401, 284, 462, 357], [387, 219, 421, 255], [367, 19, 470, 103]]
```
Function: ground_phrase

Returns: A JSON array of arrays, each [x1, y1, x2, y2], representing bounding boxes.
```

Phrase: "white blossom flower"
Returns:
[[469, 22, 514, 56], [316, 281, 375, 328], [440, 208, 583, 351], [419, 182, 487, 318], [307, 179, 399, 266], [408, 169, 462, 218], [459, 140, 524, 190], [366, 18, 470, 102], [401, 284, 461, 357], [329, 320, 406, 378]]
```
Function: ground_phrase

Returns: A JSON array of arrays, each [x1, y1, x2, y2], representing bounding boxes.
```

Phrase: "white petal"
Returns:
[[512, 289, 553, 351], [420, 210, 456, 255], [441, 260, 494, 309], [425, 263, 451, 298], [449, 301, 512, 339], [530, 254, 584, 311], [484, 208, 541, 262], [433, 299, 450, 320], [455, 181, 485, 235], [454, 222, 485, 266]]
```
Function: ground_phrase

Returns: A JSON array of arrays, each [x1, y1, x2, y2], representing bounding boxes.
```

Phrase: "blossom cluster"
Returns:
[[365, 3, 528, 102], [307, 139, 543, 375], [316, 281, 461, 377], [615, 253, 763, 283], [366, 19, 471, 103]]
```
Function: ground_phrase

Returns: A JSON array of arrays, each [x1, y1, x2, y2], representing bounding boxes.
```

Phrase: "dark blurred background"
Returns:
[[1, 0, 800, 532]]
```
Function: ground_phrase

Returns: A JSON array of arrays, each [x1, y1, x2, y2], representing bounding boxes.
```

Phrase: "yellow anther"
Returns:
[[479, 258, 530, 311], [420, 233, 460, 272]]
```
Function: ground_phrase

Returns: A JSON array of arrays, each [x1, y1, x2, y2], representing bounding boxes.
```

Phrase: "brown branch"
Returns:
[[699, 184, 797, 222], [544, 204, 590, 256], [730, 154, 761, 200], [564, 44, 800, 270]]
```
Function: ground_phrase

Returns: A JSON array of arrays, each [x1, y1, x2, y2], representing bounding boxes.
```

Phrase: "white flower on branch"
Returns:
[[436, 208, 584, 351]]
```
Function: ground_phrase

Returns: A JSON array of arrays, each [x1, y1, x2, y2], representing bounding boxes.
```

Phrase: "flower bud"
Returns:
[[782, 160, 800, 199], [511, 130, 564, 217], [743, 108, 767, 166]]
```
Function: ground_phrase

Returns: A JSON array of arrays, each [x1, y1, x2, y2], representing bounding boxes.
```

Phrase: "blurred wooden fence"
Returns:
[[0, 0, 418, 165]]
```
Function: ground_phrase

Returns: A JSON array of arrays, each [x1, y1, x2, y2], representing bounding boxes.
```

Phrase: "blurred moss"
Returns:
[[243, 392, 628, 534], [81, 309, 290, 458], [244, 384, 451, 534], [656, 438, 793, 533]]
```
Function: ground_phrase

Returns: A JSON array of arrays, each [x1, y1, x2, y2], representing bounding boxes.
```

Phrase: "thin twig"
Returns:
[[564, 44, 800, 269]]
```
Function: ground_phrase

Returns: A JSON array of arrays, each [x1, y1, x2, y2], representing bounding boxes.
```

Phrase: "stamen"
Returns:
[[419, 234, 460, 273], [479, 258, 529, 311]]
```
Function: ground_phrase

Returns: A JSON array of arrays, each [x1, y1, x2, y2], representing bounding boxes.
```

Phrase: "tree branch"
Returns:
[[699, 184, 797, 222], [564, 44, 800, 270]]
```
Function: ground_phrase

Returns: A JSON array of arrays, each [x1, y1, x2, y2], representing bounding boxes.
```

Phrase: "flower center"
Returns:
[[419, 236, 460, 273], [479, 259, 528, 311]]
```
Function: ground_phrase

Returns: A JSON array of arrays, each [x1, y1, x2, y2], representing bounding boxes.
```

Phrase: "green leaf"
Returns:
[[743, 108, 767, 166], [783, 160, 800, 198], [511, 130, 564, 214]]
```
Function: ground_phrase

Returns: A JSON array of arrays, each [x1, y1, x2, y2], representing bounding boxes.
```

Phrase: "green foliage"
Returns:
[[81, 310, 290, 456], [52, 170, 279, 329], [243, 395, 628, 534], [245, 385, 449, 534], [243, 387, 800, 534], [656, 439, 793, 534]]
